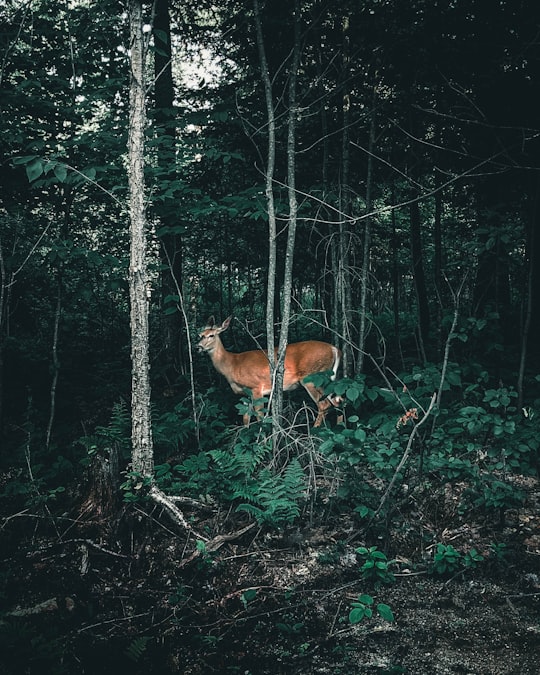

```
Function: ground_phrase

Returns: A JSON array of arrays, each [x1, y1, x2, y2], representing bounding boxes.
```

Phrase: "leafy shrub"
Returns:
[[431, 543, 462, 576], [348, 594, 394, 624], [355, 546, 395, 585], [431, 543, 487, 576]]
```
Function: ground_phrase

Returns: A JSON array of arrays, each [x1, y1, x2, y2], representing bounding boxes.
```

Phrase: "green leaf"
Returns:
[[357, 593, 374, 605], [346, 386, 359, 402], [376, 603, 395, 622], [26, 159, 44, 182], [241, 588, 257, 604], [349, 607, 366, 624], [153, 28, 169, 45], [54, 163, 68, 182], [13, 155, 37, 166], [82, 167, 97, 181], [354, 428, 366, 442]]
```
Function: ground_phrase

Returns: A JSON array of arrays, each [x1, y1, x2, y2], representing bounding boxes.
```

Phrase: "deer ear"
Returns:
[[221, 316, 232, 331]]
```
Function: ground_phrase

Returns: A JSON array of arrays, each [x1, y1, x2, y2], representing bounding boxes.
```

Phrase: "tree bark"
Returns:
[[128, 0, 153, 477], [253, 0, 279, 419], [274, 0, 301, 424]]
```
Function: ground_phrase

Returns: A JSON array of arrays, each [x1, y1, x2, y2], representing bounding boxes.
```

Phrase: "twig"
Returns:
[[19, 537, 129, 559], [372, 392, 437, 518], [78, 612, 151, 633], [179, 522, 256, 568], [346, 391, 437, 543]]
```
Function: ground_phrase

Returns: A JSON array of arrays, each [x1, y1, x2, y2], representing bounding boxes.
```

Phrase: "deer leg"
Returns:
[[314, 396, 334, 427], [242, 388, 266, 425], [301, 381, 335, 426]]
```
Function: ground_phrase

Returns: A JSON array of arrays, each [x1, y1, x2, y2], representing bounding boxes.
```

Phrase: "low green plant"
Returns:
[[235, 458, 305, 527], [168, 583, 189, 606], [356, 546, 395, 585], [78, 400, 131, 462], [0, 618, 69, 673], [276, 621, 304, 635], [240, 588, 258, 609], [431, 543, 462, 575], [468, 476, 525, 514], [431, 543, 489, 576], [463, 547, 484, 568], [119, 471, 152, 502], [348, 594, 394, 624], [465, 547, 484, 567], [200, 633, 222, 648]]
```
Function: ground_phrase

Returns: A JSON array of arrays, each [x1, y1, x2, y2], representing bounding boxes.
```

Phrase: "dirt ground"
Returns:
[[1, 475, 539, 674]]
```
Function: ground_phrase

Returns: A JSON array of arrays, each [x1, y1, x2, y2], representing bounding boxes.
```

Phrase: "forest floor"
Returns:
[[1, 473, 539, 674]]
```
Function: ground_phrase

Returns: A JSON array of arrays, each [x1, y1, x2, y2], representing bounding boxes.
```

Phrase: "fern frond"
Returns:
[[236, 458, 306, 527], [124, 636, 150, 663]]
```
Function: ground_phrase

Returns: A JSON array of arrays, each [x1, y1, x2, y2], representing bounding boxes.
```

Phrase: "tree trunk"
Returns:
[[338, 13, 353, 377], [275, 0, 301, 424], [153, 0, 184, 377], [433, 178, 444, 351], [410, 198, 430, 362], [356, 87, 376, 375], [390, 190, 403, 368], [128, 0, 153, 477], [253, 0, 279, 422]]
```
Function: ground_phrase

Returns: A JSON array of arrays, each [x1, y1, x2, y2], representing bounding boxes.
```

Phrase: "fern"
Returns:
[[78, 400, 131, 457], [124, 636, 150, 663], [211, 436, 270, 477], [175, 432, 304, 526], [236, 459, 306, 527]]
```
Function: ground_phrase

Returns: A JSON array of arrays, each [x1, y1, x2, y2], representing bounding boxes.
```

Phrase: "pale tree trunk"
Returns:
[[253, 0, 279, 422], [253, 0, 277, 366], [127, 0, 196, 534], [254, 0, 301, 432], [128, 0, 153, 478], [275, 0, 301, 418]]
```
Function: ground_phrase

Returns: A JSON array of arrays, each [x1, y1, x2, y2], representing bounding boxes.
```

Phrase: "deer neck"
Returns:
[[209, 337, 232, 375]]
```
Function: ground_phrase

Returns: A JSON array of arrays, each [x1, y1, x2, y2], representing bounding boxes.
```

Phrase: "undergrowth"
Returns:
[[3, 359, 537, 536]]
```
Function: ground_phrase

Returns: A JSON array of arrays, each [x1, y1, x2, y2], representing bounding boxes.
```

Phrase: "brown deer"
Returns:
[[197, 316, 342, 426]]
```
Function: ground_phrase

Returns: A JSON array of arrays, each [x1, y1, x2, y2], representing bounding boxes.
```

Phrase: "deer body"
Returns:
[[198, 317, 341, 426]]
